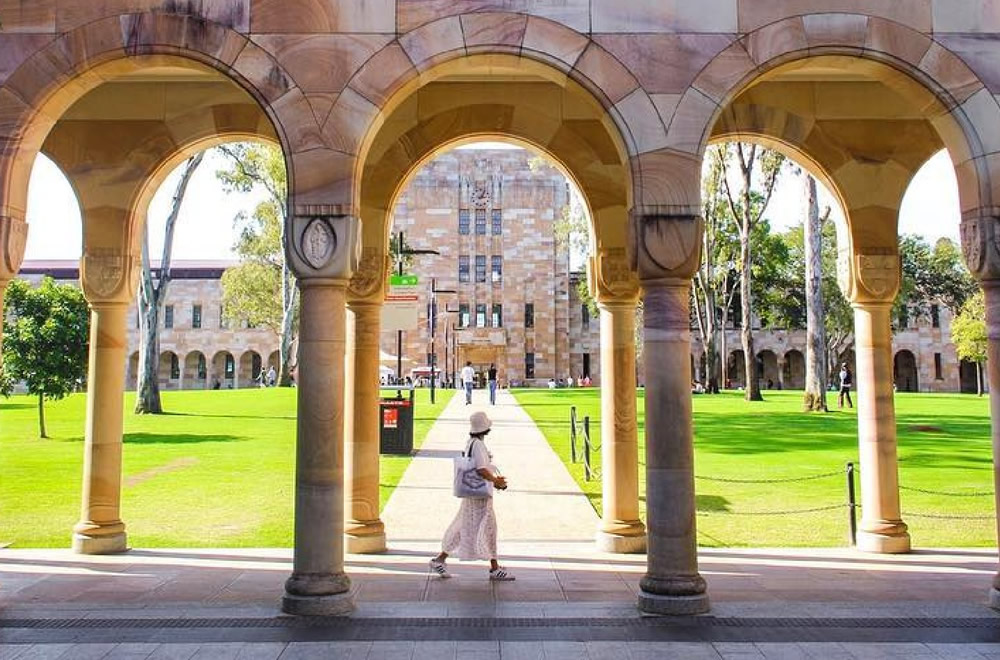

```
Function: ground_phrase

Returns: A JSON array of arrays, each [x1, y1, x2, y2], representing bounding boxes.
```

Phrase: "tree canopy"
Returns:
[[1, 277, 90, 437]]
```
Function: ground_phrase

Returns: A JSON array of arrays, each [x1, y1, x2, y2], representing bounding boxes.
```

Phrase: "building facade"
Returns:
[[385, 148, 600, 387], [18, 261, 279, 391]]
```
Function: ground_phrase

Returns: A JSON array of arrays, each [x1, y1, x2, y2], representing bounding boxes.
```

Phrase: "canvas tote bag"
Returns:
[[453, 437, 494, 498]]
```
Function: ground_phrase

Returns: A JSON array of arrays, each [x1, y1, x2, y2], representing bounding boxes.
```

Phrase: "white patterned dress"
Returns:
[[441, 437, 498, 560]]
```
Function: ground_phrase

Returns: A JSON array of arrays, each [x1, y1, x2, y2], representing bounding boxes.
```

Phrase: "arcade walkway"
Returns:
[[2, 392, 1000, 657]]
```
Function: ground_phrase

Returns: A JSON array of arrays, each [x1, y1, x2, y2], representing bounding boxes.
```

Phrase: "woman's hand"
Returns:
[[493, 475, 508, 491]]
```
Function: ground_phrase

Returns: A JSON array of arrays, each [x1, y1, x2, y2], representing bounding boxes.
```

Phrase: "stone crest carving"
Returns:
[[856, 253, 900, 300], [287, 211, 359, 280], [301, 217, 336, 270], [348, 247, 385, 300], [590, 247, 639, 301], [81, 248, 136, 301], [628, 212, 703, 280], [0, 216, 27, 279], [961, 217, 984, 275]]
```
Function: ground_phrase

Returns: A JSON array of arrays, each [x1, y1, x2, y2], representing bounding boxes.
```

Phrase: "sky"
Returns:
[[22, 145, 961, 263]]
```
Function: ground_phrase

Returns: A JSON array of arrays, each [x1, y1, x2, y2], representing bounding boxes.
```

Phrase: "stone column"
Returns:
[[282, 212, 360, 616], [73, 249, 138, 554], [344, 299, 386, 553], [777, 357, 785, 390], [630, 213, 709, 615], [840, 251, 909, 553], [590, 249, 645, 553], [959, 216, 1000, 607]]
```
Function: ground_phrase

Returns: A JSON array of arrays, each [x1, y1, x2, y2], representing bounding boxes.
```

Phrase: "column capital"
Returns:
[[837, 248, 900, 305], [0, 215, 27, 282], [347, 246, 389, 304], [961, 215, 1000, 282], [588, 247, 640, 305], [628, 211, 702, 281], [79, 247, 139, 304], [287, 210, 360, 280]]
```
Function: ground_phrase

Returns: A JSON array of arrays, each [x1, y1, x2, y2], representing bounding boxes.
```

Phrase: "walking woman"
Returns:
[[430, 411, 515, 581]]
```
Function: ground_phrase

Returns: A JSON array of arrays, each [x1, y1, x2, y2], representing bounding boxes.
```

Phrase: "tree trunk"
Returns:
[[278, 262, 297, 386], [979, 361, 986, 397], [38, 392, 47, 438], [740, 228, 762, 401], [803, 175, 828, 412], [720, 308, 729, 389], [134, 152, 204, 413]]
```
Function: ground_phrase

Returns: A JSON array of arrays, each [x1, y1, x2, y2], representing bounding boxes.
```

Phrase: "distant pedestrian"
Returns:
[[266, 365, 276, 387], [461, 361, 475, 405], [487, 363, 498, 405], [429, 411, 514, 581], [838, 363, 853, 409]]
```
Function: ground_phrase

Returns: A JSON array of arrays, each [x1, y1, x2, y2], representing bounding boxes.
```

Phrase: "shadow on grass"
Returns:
[[165, 412, 295, 421], [0, 402, 35, 410], [124, 432, 244, 444]]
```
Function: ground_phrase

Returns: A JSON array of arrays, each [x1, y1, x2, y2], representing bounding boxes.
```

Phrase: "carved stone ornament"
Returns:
[[0, 216, 27, 280], [348, 247, 385, 300], [591, 247, 639, 301], [961, 217, 984, 275], [628, 212, 703, 280], [287, 212, 360, 280], [856, 253, 900, 301], [81, 248, 134, 302]]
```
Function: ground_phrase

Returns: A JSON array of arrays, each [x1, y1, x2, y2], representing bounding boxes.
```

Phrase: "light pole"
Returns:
[[394, 231, 438, 384], [429, 278, 456, 404]]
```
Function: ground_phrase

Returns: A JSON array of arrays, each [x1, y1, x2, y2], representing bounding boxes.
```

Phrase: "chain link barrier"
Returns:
[[899, 484, 993, 498], [695, 470, 842, 485]]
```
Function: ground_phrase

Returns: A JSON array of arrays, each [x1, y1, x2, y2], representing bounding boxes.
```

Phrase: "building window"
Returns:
[[476, 303, 487, 328], [491, 209, 502, 235], [931, 304, 940, 328], [170, 354, 180, 379], [164, 305, 174, 329], [935, 352, 943, 380], [525, 352, 535, 379], [491, 256, 502, 284], [219, 305, 226, 329], [192, 304, 202, 329], [492, 304, 503, 328], [458, 255, 470, 283], [197, 354, 207, 379], [475, 208, 487, 235], [225, 354, 235, 379], [581, 304, 590, 329], [525, 302, 534, 329], [582, 353, 591, 378], [475, 255, 487, 283], [426, 352, 435, 367], [459, 303, 470, 328], [459, 209, 471, 235]]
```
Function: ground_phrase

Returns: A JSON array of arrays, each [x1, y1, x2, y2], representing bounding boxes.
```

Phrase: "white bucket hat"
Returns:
[[469, 411, 492, 435]]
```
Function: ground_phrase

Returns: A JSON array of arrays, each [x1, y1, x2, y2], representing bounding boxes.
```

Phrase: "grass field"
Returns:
[[0, 387, 453, 548], [513, 388, 995, 548]]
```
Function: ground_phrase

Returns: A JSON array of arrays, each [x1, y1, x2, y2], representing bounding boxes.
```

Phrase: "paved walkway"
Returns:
[[381, 387, 599, 545], [4, 391, 1000, 657]]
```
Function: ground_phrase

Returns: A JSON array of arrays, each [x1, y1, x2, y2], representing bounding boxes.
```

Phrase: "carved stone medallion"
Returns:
[[629, 213, 702, 280], [301, 217, 336, 270], [598, 248, 639, 299], [856, 254, 899, 300]]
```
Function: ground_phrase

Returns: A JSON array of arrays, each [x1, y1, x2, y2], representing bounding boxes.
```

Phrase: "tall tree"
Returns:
[[803, 174, 829, 411], [216, 143, 296, 386], [134, 152, 205, 414], [720, 142, 786, 401], [951, 289, 987, 396], [895, 234, 977, 329], [1, 277, 89, 437]]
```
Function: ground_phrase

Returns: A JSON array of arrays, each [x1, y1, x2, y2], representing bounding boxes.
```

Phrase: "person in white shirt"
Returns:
[[461, 361, 475, 405]]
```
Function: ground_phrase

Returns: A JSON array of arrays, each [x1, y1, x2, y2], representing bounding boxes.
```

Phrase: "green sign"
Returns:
[[390, 275, 418, 286]]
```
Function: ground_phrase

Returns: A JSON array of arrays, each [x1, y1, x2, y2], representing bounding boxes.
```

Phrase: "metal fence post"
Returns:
[[570, 406, 577, 463], [584, 415, 592, 481], [846, 462, 857, 546]]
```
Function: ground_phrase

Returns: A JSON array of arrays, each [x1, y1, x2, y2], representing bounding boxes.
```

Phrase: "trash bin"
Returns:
[[379, 386, 415, 455]]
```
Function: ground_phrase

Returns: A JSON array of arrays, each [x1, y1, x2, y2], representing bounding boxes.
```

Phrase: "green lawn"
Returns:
[[0, 387, 453, 548], [514, 388, 995, 548]]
